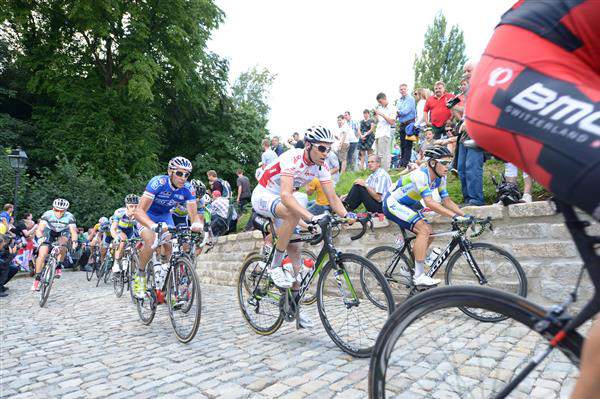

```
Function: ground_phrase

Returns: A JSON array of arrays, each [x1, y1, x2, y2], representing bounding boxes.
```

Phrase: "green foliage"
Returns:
[[413, 11, 468, 93]]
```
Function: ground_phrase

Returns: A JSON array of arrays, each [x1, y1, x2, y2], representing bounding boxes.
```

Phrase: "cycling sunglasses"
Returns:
[[316, 145, 332, 154], [174, 171, 190, 178], [437, 160, 452, 166]]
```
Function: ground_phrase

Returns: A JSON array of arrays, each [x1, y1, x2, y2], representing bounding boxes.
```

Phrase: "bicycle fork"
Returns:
[[333, 266, 359, 309]]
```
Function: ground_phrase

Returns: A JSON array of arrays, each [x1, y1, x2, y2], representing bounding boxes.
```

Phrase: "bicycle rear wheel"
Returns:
[[317, 253, 394, 358], [237, 254, 283, 335], [366, 245, 414, 305], [86, 257, 96, 281], [166, 257, 202, 343], [369, 286, 582, 399], [445, 242, 528, 322], [39, 258, 56, 308], [135, 265, 157, 325], [113, 262, 124, 298]]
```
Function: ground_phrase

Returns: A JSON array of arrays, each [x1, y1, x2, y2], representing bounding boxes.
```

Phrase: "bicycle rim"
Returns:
[[136, 266, 157, 325], [113, 267, 124, 298], [445, 243, 528, 322], [166, 257, 202, 343], [369, 286, 582, 399], [237, 255, 283, 335], [317, 253, 394, 358], [366, 246, 414, 306], [86, 262, 94, 281]]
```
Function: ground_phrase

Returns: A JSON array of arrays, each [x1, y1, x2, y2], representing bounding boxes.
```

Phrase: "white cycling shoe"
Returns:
[[297, 306, 315, 329], [268, 267, 293, 289], [413, 274, 441, 287]]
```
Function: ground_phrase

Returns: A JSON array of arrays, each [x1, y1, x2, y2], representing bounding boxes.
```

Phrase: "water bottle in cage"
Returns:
[[298, 258, 315, 283]]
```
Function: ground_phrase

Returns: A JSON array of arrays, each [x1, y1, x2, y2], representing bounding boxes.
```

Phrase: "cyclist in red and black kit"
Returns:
[[465, 1, 600, 397]]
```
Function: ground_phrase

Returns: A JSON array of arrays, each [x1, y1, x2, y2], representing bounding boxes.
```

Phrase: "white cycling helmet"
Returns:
[[98, 216, 108, 224], [304, 126, 335, 144], [168, 156, 193, 172], [53, 198, 70, 210]]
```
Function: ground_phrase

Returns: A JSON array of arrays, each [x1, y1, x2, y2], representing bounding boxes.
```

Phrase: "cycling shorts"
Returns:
[[251, 185, 282, 220], [116, 226, 135, 240], [102, 234, 113, 247], [382, 193, 425, 231], [41, 229, 69, 245], [465, 24, 600, 220], [147, 211, 175, 228], [172, 214, 189, 228]]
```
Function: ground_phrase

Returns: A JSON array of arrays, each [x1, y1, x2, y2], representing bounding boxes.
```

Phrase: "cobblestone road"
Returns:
[[1, 271, 581, 399], [1, 272, 371, 399]]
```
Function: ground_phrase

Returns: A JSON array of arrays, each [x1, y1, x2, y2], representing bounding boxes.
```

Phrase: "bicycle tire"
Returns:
[[366, 246, 414, 307], [39, 258, 56, 308], [317, 253, 394, 358], [237, 254, 284, 335], [95, 258, 107, 287], [128, 254, 139, 304], [103, 260, 112, 284], [135, 266, 157, 325], [85, 257, 96, 281], [369, 286, 583, 399], [445, 242, 528, 322], [113, 261, 124, 298], [166, 257, 202, 343], [299, 249, 318, 305]]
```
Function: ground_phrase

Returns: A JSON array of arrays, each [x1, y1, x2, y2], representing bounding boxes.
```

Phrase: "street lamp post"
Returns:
[[7, 147, 28, 219]]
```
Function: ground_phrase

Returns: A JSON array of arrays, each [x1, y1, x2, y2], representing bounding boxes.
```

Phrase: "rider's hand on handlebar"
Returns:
[[453, 215, 473, 223], [309, 213, 328, 225], [345, 211, 357, 225]]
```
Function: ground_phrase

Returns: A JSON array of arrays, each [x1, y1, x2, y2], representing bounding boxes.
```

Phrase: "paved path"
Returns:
[[1, 272, 370, 399], [1, 271, 581, 398]]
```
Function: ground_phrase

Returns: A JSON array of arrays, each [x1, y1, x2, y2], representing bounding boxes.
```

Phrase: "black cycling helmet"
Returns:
[[424, 145, 453, 160], [125, 194, 139, 205], [190, 179, 206, 197]]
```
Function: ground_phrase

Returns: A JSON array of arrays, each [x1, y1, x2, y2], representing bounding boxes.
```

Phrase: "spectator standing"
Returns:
[[424, 81, 455, 139], [344, 111, 360, 171], [235, 169, 252, 212], [306, 178, 329, 215], [0, 204, 13, 234], [374, 93, 397, 170], [336, 115, 350, 174], [414, 88, 430, 128], [285, 132, 304, 149], [261, 139, 278, 168], [395, 83, 417, 168], [0, 235, 18, 297], [342, 155, 392, 213], [359, 109, 376, 169], [505, 163, 533, 203], [456, 62, 485, 206], [271, 137, 284, 156], [325, 150, 340, 186], [207, 170, 224, 194]]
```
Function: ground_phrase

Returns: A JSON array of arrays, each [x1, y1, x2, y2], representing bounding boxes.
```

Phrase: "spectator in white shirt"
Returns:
[[336, 115, 350, 174], [374, 93, 397, 170], [341, 155, 392, 213], [344, 111, 360, 171], [261, 139, 277, 168]]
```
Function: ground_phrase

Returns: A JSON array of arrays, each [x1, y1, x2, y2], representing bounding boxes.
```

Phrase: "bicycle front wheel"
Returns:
[[166, 256, 202, 343], [135, 265, 157, 325], [128, 254, 139, 304], [237, 254, 283, 335], [113, 264, 124, 298], [85, 259, 96, 281], [369, 286, 582, 399], [445, 242, 528, 322], [366, 245, 414, 305], [317, 253, 394, 358], [39, 259, 56, 308]]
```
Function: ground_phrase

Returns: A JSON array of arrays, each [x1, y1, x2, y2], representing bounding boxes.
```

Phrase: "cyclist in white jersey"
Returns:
[[251, 126, 356, 328], [383, 146, 469, 286]]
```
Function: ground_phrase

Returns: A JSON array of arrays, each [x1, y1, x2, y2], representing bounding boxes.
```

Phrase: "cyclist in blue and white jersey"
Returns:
[[171, 179, 207, 229], [109, 194, 140, 279], [32, 199, 78, 290], [133, 156, 203, 298], [383, 146, 467, 286]]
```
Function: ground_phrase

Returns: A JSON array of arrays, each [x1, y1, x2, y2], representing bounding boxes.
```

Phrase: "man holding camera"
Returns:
[[0, 235, 19, 297], [424, 81, 455, 140]]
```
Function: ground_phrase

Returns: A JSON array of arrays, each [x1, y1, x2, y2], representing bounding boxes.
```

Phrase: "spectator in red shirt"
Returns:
[[424, 81, 455, 139]]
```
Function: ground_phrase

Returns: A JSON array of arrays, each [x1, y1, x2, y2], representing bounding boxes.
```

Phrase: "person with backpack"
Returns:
[[206, 170, 232, 199]]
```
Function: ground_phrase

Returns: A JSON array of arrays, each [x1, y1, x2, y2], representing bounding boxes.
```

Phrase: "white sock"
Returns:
[[414, 261, 425, 278]]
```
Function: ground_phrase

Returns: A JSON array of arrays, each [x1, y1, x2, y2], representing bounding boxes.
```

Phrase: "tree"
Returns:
[[413, 11, 468, 93]]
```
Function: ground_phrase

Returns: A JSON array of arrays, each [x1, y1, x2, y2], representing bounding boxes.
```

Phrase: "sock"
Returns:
[[414, 261, 425, 278], [292, 288, 301, 301], [35, 273, 41, 281], [57, 262, 63, 269], [270, 249, 285, 269]]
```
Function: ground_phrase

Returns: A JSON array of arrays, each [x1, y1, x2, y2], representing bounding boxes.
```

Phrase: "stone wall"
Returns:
[[195, 201, 598, 307]]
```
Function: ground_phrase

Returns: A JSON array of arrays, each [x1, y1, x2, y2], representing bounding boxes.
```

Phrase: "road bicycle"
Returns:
[[238, 213, 395, 358], [368, 199, 598, 398], [38, 241, 68, 307], [95, 241, 116, 287], [112, 237, 142, 299], [366, 216, 527, 322], [133, 225, 202, 343], [85, 245, 101, 282]]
